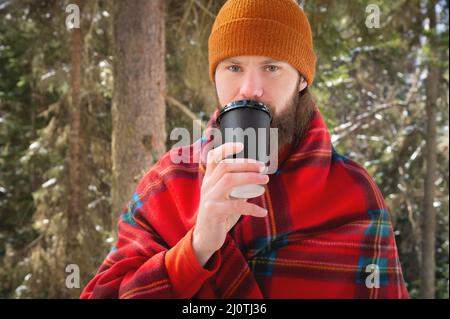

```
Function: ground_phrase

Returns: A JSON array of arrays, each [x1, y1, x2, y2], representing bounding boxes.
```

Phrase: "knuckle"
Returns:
[[203, 201, 214, 212], [246, 203, 257, 213], [222, 172, 234, 184], [206, 150, 216, 163], [235, 199, 249, 211], [243, 172, 258, 182], [216, 212, 228, 223], [216, 161, 229, 175], [230, 199, 241, 211]]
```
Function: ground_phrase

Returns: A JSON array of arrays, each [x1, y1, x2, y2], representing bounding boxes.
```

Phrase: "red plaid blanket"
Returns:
[[81, 106, 409, 299]]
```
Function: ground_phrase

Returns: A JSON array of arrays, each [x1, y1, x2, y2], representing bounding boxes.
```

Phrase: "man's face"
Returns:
[[214, 55, 309, 148]]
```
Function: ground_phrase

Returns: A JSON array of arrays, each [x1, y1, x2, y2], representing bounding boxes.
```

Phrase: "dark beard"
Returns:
[[270, 88, 316, 151]]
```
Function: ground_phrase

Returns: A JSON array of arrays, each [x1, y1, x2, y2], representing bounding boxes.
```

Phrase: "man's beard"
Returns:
[[270, 88, 316, 151]]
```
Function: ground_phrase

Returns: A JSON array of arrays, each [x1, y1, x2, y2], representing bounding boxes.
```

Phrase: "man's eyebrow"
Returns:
[[223, 58, 242, 64], [259, 59, 281, 64]]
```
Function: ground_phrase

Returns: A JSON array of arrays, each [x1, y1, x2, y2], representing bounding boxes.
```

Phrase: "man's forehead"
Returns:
[[221, 56, 285, 64]]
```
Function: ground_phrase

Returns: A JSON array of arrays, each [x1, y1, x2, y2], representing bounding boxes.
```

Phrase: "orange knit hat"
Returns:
[[208, 0, 317, 86]]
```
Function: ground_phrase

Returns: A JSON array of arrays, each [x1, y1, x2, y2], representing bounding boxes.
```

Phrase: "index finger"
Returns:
[[205, 142, 244, 175]]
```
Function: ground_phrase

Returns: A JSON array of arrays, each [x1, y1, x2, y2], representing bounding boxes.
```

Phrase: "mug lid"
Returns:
[[216, 100, 272, 124]]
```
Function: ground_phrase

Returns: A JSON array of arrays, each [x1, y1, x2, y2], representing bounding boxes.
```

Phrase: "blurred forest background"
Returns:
[[0, 0, 448, 299]]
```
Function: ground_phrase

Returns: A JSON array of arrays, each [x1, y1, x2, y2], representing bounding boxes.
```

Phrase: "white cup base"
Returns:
[[229, 184, 266, 199]]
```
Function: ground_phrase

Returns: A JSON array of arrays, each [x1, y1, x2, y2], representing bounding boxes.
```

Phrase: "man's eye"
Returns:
[[227, 65, 241, 72], [265, 65, 279, 72]]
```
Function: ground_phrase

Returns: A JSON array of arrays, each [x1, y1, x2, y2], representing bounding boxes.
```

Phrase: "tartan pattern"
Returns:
[[81, 106, 409, 299], [365, 209, 391, 237], [121, 192, 144, 226]]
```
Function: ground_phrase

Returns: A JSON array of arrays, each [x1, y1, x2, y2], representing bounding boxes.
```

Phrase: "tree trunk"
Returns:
[[420, 0, 438, 299], [67, 0, 83, 270], [111, 0, 166, 221]]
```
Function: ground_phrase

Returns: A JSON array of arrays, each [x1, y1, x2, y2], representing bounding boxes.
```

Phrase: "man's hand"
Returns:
[[192, 142, 269, 266]]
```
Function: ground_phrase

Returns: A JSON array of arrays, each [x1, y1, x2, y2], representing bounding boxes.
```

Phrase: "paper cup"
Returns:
[[216, 100, 272, 199]]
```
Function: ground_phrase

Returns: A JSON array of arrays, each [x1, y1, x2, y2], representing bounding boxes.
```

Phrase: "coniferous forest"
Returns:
[[0, 0, 448, 299]]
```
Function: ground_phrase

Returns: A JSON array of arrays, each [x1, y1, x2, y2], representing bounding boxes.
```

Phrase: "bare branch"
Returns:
[[193, 0, 216, 19], [166, 95, 206, 130]]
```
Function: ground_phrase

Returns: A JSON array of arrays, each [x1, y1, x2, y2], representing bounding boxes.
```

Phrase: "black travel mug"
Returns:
[[216, 99, 272, 199]]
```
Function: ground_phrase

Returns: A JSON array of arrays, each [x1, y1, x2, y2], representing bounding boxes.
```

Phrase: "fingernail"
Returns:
[[259, 165, 266, 173]]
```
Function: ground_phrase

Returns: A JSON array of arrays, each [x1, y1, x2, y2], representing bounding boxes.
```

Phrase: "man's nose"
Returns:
[[238, 71, 263, 100]]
